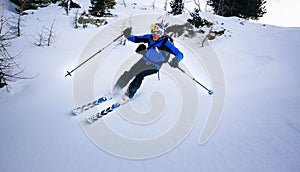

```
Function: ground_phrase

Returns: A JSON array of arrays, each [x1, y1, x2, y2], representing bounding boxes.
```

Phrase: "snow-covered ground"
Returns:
[[1, 2, 300, 172]]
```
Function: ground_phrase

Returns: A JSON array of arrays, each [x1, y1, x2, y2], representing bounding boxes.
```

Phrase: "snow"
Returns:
[[1, 1, 300, 172]]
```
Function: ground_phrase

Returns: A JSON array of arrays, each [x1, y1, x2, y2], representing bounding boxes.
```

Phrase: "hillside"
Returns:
[[1, 2, 300, 172]]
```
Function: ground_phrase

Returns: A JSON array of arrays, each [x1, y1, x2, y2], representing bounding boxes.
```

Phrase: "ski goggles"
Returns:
[[150, 24, 164, 35]]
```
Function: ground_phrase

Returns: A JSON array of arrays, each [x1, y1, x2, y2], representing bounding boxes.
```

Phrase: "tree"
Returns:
[[58, 0, 81, 16], [89, 0, 116, 17], [16, 0, 28, 37], [208, 0, 267, 20], [0, 1, 36, 90], [10, 0, 50, 11], [164, 0, 168, 11], [0, 15, 30, 90], [32, 17, 57, 47], [169, 0, 184, 15], [193, 0, 202, 12], [187, 8, 206, 28]]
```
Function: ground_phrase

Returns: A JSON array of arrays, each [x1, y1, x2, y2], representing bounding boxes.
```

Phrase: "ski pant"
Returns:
[[114, 58, 159, 98]]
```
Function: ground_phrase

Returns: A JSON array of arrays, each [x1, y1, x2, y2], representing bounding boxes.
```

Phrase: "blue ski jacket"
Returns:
[[127, 34, 183, 70]]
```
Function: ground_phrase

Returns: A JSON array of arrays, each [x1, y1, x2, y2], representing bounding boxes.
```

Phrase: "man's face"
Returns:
[[152, 33, 162, 40]]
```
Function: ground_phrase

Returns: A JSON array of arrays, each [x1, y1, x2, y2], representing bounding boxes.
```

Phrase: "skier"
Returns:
[[113, 23, 184, 102], [72, 23, 212, 122]]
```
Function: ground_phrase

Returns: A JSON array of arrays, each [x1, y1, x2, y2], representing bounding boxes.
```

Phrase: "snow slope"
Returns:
[[1, 2, 300, 172]]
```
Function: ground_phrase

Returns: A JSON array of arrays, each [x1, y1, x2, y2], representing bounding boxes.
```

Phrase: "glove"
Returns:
[[169, 57, 179, 68], [123, 27, 132, 38], [135, 44, 147, 55]]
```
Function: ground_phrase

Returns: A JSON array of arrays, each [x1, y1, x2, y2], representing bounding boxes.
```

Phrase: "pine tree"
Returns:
[[89, 0, 116, 17], [208, 0, 267, 20], [187, 8, 205, 28], [11, 0, 51, 11], [240, 0, 267, 19], [169, 0, 184, 15]]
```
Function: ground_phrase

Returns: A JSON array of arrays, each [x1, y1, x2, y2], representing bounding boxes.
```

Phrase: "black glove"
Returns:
[[169, 57, 179, 68], [135, 44, 147, 55], [123, 27, 132, 38]]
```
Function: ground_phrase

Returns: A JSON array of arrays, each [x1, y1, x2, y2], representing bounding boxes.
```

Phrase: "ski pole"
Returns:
[[65, 33, 124, 77], [172, 64, 214, 95]]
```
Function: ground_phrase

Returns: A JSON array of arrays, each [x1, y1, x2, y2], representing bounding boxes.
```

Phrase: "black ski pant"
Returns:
[[114, 59, 159, 98]]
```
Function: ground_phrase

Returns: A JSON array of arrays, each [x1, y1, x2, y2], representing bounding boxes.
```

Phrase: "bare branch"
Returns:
[[193, 0, 202, 12], [0, 8, 36, 90], [32, 17, 58, 47], [16, 0, 29, 37], [122, 0, 127, 7]]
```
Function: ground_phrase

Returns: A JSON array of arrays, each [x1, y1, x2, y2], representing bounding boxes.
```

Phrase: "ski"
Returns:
[[71, 94, 113, 116], [86, 100, 129, 124]]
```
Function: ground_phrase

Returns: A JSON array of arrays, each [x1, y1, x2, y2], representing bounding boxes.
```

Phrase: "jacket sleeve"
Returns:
[[164, 40, 183, 62], [128, 34, 152, 43]]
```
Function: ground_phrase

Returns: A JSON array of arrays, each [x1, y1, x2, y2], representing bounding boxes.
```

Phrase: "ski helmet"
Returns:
[[150, 23, 164, 35]]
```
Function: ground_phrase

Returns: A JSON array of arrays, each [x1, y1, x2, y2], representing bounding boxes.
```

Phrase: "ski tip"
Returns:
[[71, 111, 78, 116], [71, 109, 78, 116], [208, 90, 214, 95]]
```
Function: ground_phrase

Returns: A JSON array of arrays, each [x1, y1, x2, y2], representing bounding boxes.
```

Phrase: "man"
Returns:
[[113, 23, 184, 102]]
